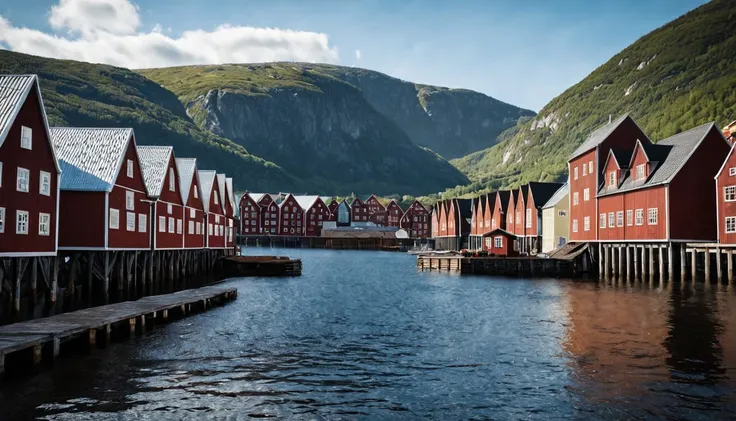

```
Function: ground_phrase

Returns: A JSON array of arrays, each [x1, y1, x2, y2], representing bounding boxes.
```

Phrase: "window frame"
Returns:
[[138, 213, 147, 233], [20, 126, 32, 150], [39, 170, 51, 196], [0, 207, 4, 233], [109, 208, 120, 230], [584, 216, 590, 232], [725, 186, 736, 202], [626, 210, 633, 226], [16, 167, 30, 193], [572, 219, 578, 233], [635, 209, 644, 226], [16, 210, 29, 235], [126, 159, 134, 178], [600, 213, 606, 229], [726, 216, 736, 234], [648, 208, 658, 226]]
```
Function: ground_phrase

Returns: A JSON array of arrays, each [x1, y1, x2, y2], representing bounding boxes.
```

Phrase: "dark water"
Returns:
[[2, 249, 736, 420]]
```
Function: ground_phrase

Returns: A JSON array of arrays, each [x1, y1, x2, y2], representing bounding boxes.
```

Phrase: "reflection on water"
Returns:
[[0, 249, 735, 420]]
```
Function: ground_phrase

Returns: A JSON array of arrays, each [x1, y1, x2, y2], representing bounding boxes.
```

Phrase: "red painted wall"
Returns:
[[598, 186, 666, 241], [240, 195, 261, 235], [304, 198, 330, 237], [483, 232, 519, 257], [492, 192, 505, 231], [400, 201, 430, 238], [386, 201, 403, 227], [153, 154, 184, 249], [351, 199, 368, 223], [183, 170, 205, 249], [259, 196, 279, 235], [107, 139, 150, 250], [525, 194, 538, 238], [0, 85, 58, 255], [514, 189, 526, 237], [506, 191, 516, 235], [279, 195, 304, 236], [431, 206, 439, 238], [58, 191, 104, 248]]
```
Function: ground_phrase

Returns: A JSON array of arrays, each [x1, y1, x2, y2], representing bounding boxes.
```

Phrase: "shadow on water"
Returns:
[[0, 249, 735, 420]]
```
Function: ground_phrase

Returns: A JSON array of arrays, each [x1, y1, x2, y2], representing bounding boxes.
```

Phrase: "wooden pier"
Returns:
[[416, 255, 581, 277], [0, 284, 237, 377], [220, 256, 302, 277]]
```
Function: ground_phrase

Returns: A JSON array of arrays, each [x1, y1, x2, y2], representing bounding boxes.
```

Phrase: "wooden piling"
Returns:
[[598, 243, 603, 276], [618, 245, 623, 280], [717, 248, 723, 283], [634, 246, 640, 280], [668, 245, 674, 281], [728, 249, 734, 284], [691, 249, 697, 282], [705, 249, 711, 283], [680, 244, 687, 282], [648, 245, 655, 279], [659, 246, 665, 283]]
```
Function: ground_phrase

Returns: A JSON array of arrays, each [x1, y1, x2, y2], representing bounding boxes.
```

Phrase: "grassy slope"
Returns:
[[0, 50, 299, 192], [448, 0, 736, 198]]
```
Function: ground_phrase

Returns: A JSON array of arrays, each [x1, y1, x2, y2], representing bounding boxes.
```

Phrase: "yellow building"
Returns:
[[541, 183, 569, 253]]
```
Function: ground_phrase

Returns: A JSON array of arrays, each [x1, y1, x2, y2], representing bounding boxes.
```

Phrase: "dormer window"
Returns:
[[636, 164, 646, 180], [609, 171, 616, 187]]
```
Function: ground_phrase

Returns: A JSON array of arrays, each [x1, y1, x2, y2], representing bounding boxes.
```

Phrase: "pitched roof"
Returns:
[[519, 185, 529, 204], [226, 177, 235, 209], [294, 195, 321, 210], [497, 190, 511, 210], [542, 183, 569, 209], [454, 198, 473, 218], [216, 174, 227, 212], [599, 122, 720, 197], [0, 74, 60, 172], [175, 158, 198, 206], [198, 170, 216, 213], [508, 189, 517, 209], [485, 192, 496, 212], [138, 145, 173, 198], [528, 182, 564, 208], [248, 193, 266, 203], [570, 114, 631, 160], [51, 127, 134, 192], [608, 149, 633, 169]]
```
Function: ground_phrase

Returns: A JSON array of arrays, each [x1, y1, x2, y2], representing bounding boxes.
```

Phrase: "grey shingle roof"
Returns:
[[570, 114, 631, 160], [542, 183, 569, 209], [198, 170, 216, 213], [51, 127, 134, 191], [138, 145, 173, 198], [175, 158, 197, 206], [598, 122, 718, 197]]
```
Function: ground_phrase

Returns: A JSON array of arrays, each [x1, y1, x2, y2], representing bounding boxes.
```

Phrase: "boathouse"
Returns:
[[716, 137, 736, 245], [568, 114, 649, 243], [386, 199, 404, 227], [483, 228, 519, 257], [506, 189, 518, 238], [175, 158, 205, 249], [258, 194, 281, 235], [138, 146, 184, 250], [541, 183, 569, 253], [327, 199, 340, 222], [469, 196, 484, 249], [279, 194, 305, 236], [198, 170, 226, 249], [0, 74, 61, 257], [482, 193, 494, 233], [513, 185, 529, 251], [225, 177, 236, 247], [239, 192, 261, 236], [216, 174, 234, 249], [295, 195, 330, 237], [400, 200, 430, 239], [524, 182, 565, 254], [365, 194, 387, 225], [351, 197, 367, 223], [53, 127, 151, 251], [493, 190, 511, 231]]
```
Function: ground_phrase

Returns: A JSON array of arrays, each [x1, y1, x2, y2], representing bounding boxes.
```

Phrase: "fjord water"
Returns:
[[2, 249, 736, 420]]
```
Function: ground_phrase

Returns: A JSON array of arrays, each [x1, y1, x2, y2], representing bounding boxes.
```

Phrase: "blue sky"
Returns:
[[0, 0, 709, 111]]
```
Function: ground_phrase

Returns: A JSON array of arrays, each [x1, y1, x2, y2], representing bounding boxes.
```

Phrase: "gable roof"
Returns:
[[294, 195, 321, 211], [0, 75, 61, 173], [216, 174, 227, 212], [175, 158, 198, 206], [607, 149, 633, 169], [599, 122, 722, 197], [507, 189, 517, 210], [454, 198, 473, 218], [485, 192, 497, 213], [51, 127, 136, 192], [528, 182, 565, 208], [518, 185, 529, 204], [542, 183, 569, 209], [226, 177, 235, 209], [496, 190, 511, 211], [138, 145, 173, 199], [198, 170, 216, 213], [570, 114, 632, 161]]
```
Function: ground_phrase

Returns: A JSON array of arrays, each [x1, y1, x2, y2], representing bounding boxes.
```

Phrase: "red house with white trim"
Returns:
[[138, 146, 184, 250], [365, 195, 387, 225], [239, 193, 261, 236], [524, 182, 564, 253], [716, 136, 736, 245], [506, 189, 517, 237], [295, 196, 330, 237], [400, 200, 430, 239], [216, 174, 235, 249], [492, 190, 511, 231], [279, 194, 304, 236], [386, 200, 404, 227], [351, 197, 368, 223], [0, 74, 61, 257], [52, 127, 150, 251], [175, 158, 205, 249], [482, 228, 519, 257], [198, 170, 226, 249]]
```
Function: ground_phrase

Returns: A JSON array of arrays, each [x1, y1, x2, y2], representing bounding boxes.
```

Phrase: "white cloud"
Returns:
[[0, 0, 340, 68], [355, 49, 361, 60]]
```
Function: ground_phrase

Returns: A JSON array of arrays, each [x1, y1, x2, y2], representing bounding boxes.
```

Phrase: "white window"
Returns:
[[38, 212, 50, 236], [188, 220, 194, 234], [494, 237, 503, 248], [17, 167, 29, 192], [584, 216, 590, 232], [609, 171, 616, 187], [208, 223, 213, 236], [587, 161, 592, 175], [196, 222, 201, 235], [608, 212, 615, 228], [126, 212, 135, 231], [572, 219, 578, 233], [138, 214, 147, 233], [109, 208, 119, 229], [0, 207, 4, 233], [636, 209, 644, 226], [626, 210, 633, 226], [636, 164, 646, 180], [167, 203, 173, 214], [214, 194, 219, 205], [525, 209, 532, 228], [16, 210, 28, 234], [600, 213, 606, 229], [731, 168, 736, 177], [39, 171, 51, 196], [20, 126, 32, 150], [573, 192, 579, 206], [616, 211, 624, 227], [158, 216, 166, 233], [726, 217, 736, 234], [168, 217, 175, 233], [725, 186, 736, 202], [574, 167, 578, 180], [190, 208, 196, 218], [194, 187, 198, 199], [215, 215, 220, 223], [126, 190, 135, 211], [583, 188, 589, 202], [169, 168, 175, 192], [582, 164, 587, 176], [648, 208, 658, 225], [126, 159, 133, 178], [177, 219, 182, 234]]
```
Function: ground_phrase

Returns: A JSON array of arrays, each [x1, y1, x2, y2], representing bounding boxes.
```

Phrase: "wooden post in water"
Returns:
[[598, 243, 603, 276], [86, 252, 94, 307], [691, 249, 697, 282], [626, 246, 632, 281], [668, 244, 674, 281], [648, 245, 655, 281], [659, 246, 665, 283], [30, 258, 38, 316], [717, 247, 723, 283], [705, 249, 711, 283], [634, 246, 640, 280], [103, 252, 110, 304], [618, 245, 624, 280], [680, 244, 687, 282], [728, 249, 734, 284]]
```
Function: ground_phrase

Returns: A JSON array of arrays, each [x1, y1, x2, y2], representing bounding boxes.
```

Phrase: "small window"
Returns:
[[573, 192, 579, 206], [39, 171, 51, 196], [730, 168, 736, 176], [574, 167, 578, 180], [648, 208, 658, 225], [138, 214, 147, 233], [194, 187, 198, 199], [109, 208, 119, 229], [626, 210, 633, 226], [525, 209, 532, 228], [616, 211, 623, 227], [126, 159, 133, 178], [215, 215, 220, 223], [208, 223, 213, 236], [600, 213, 606, 229], [188, 220, 194, 234], [558, 210, 567, 217], [583, 188, 589, 202], [190, 208, 196, 218], [726, 217, 736, 234], [169, 168, 176, 192], [168, 217, 175, 233], [485, 237, 492, 249], [636, 209, 644, 226], [126, 212, 135, 232], [584, 216, 590, 232], [177, 219, 183, 234], [196, 222, 201, 235], [608, 212, 615, 228], [16, 167, 30, 192], [609, 171, 616, 187], [126, 191, 135, 211], [725, 186, 736, 202], [572, 219, 578, 233], [494, 237, 503, 248], [39, 213, 51, 236], [16, 210, 29, 234], [20, 126, 32, 150], [636, 164, 646, 180], [588, 161, 593, 174], [0, 207, 4, 233], [158, 216, 166, 233], [582, 164, 587, 176], [515, 211, 520, 224], [167, 203, 173, 214]]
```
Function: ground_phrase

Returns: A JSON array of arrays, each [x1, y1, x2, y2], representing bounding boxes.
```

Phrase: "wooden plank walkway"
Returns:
[[0, 284, 237, 375]]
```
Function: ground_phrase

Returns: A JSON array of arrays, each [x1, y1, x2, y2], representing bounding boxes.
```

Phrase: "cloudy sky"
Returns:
[[0, 0, 708, 111]]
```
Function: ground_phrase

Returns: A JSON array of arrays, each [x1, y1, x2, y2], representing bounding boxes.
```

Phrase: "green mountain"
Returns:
[[449, 0, 736, 197]]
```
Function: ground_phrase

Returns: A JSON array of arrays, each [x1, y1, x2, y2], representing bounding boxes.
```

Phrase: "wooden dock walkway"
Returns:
[[0, 285, 237, 376], [416, 255, 586, 277]]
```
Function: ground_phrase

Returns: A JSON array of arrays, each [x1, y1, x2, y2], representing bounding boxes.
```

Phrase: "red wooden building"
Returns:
[[175, 158, 205, 249], [598, 122, 728, 243], [431, 204, 440, 239], [239, 193, 261, 236], [493, 190, 511, 232], [351, 197, 368, 223], [226, 177, 236, 245], [216, 174, 235, 249], [386, 200, 404, 227], [198, 170, 226, 249], [327, 199, 340, 222], [482, 228, 519, 257], [469, 196, 486, 249], [506, 189, 517, 237], [513, 185, 529, 247], [295, 196, 330, 237], [138, 146, 184, 250], [279, 194, 305, 236], [0, 74, 61, 257], [258, 194, 280, 235], [400, 200, 430, 239], [716, 135, 736, 245], [52, 127, 150, 251], [365, 195, 387, 225], [524, 182, 564, 253], [568, 114, 649, 243]]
